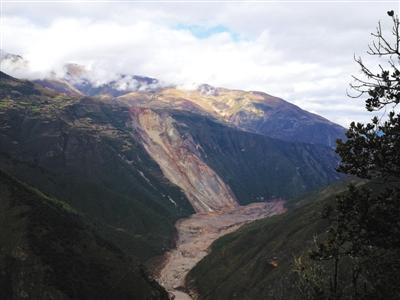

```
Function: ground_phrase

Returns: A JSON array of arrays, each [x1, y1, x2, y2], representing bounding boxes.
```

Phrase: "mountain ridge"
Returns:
[[0, 69, 345, 299], [0, 70, 343, 252], [1, 52, 345, 147]]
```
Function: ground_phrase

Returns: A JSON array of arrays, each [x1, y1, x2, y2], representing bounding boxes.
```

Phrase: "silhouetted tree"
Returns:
[[295, 11, 400, 300]]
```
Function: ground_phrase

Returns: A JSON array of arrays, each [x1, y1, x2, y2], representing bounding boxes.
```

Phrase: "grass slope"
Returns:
[[0, 169, 168, 300], [186, 181, 357, 300], [0, 71, 194, 261]]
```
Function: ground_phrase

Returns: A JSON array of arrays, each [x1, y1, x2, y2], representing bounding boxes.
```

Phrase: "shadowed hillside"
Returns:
[[0, 169, 168, 300], [0, 71, 194, 261], [0, 71, 345, 299], [186, 181, 362, 300]]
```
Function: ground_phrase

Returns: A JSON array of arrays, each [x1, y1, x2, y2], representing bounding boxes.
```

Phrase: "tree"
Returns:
[[295, 11, 400, 300]]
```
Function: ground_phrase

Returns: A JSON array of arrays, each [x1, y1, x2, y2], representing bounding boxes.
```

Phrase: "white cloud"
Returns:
[[1, 2, 398, 126]]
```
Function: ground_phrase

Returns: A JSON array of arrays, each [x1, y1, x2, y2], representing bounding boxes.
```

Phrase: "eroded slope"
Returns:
[[131, 107, 238, 212]]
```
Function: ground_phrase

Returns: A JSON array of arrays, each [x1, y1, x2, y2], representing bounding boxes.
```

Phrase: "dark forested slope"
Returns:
[[0, 169, 168, 300], [186, 181, 359, 300], [172, 111, 342, 204], [0, 71, 194, 261]]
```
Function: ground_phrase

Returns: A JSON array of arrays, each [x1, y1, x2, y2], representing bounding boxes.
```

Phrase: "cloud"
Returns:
[[1, 2, 396, 126]]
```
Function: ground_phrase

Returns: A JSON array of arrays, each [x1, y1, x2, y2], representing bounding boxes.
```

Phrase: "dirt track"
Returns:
[[157, 200, 286, 299]]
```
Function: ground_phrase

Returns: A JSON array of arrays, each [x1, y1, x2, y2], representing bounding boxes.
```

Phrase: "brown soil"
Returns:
[[157, 200, 286, 299]]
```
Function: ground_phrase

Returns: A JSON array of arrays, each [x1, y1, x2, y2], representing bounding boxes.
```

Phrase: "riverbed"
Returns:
[[157, 200, 286, 299]]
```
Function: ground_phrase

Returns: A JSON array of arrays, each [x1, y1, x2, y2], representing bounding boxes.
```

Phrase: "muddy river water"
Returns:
[[157, 200, 286, 299]]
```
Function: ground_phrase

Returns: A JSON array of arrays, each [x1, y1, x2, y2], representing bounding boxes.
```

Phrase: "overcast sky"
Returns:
[[1, 0, 399, 126]]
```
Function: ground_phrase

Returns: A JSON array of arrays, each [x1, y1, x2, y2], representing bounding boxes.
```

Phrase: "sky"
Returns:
[[1, 0, 399, 126]]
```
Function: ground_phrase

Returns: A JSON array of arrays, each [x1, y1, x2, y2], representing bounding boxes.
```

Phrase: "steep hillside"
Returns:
[[131, 107, 238, 212], [120, 86, 345, 147], [169, 110, 342, 204], [128, 106, 342, 207], [33, 78, 83, 97], [1, 53, 345, 148], [186, 181, 358, 300], [0, 68, 347, 298], [0, 169, 168, 300], [0, 71, 342, 215], [0, 71, 194, 261]]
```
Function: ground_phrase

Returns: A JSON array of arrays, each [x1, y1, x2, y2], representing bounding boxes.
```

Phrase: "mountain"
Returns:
[[120, 86, 345, 147], [0, 68, 345, 298], [0, 69, 343, 247], [0, 52, 344, 147], [0, 169, 168, 300], [166, 109, 341, 204], [0, 71, 194, 262], [60, 63, 161, 97], [35, 63, 162, 98], [0, 50, 29, 77], [186, 181, 361, 300]]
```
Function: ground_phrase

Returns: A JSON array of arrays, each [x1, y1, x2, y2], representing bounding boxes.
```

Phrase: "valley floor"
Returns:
[[157, 200, 286, 299]]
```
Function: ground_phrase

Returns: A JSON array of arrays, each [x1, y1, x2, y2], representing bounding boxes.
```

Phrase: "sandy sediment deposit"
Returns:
[[157, 200, 286, 299]]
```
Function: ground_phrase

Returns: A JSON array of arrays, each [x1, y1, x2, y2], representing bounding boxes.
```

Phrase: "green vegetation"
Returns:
[[0, 70, 341, 262], [0, 69, 345, 298], [188, 11, 400, 300], [173, 110, 342, 204], [0, 71, 194, 262], [0, 99, 14, 109], [295, 11, 400, 300], [186, 181, 355, 299], [0, 169, 168, 300]]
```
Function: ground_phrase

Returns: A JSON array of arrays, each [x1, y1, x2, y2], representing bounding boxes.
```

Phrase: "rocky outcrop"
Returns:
[[130, 107, 238, 213]]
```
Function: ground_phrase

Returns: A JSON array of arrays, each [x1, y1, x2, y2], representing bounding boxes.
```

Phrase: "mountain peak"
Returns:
[[197, 83, 219, 96], [0, 49, 29, 76], [63, 63, 88, 79]]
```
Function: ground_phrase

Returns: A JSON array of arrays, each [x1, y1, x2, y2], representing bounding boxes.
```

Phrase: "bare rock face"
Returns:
[[130, 107, 238, 213]]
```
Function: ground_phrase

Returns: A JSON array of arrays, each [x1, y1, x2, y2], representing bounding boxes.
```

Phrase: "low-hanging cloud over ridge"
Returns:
[[1, 1, 396, 126]]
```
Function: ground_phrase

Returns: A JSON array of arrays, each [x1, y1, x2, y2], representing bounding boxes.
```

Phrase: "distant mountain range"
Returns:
[[1, 50, 345, 147], [1, 51, 345, 299]]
